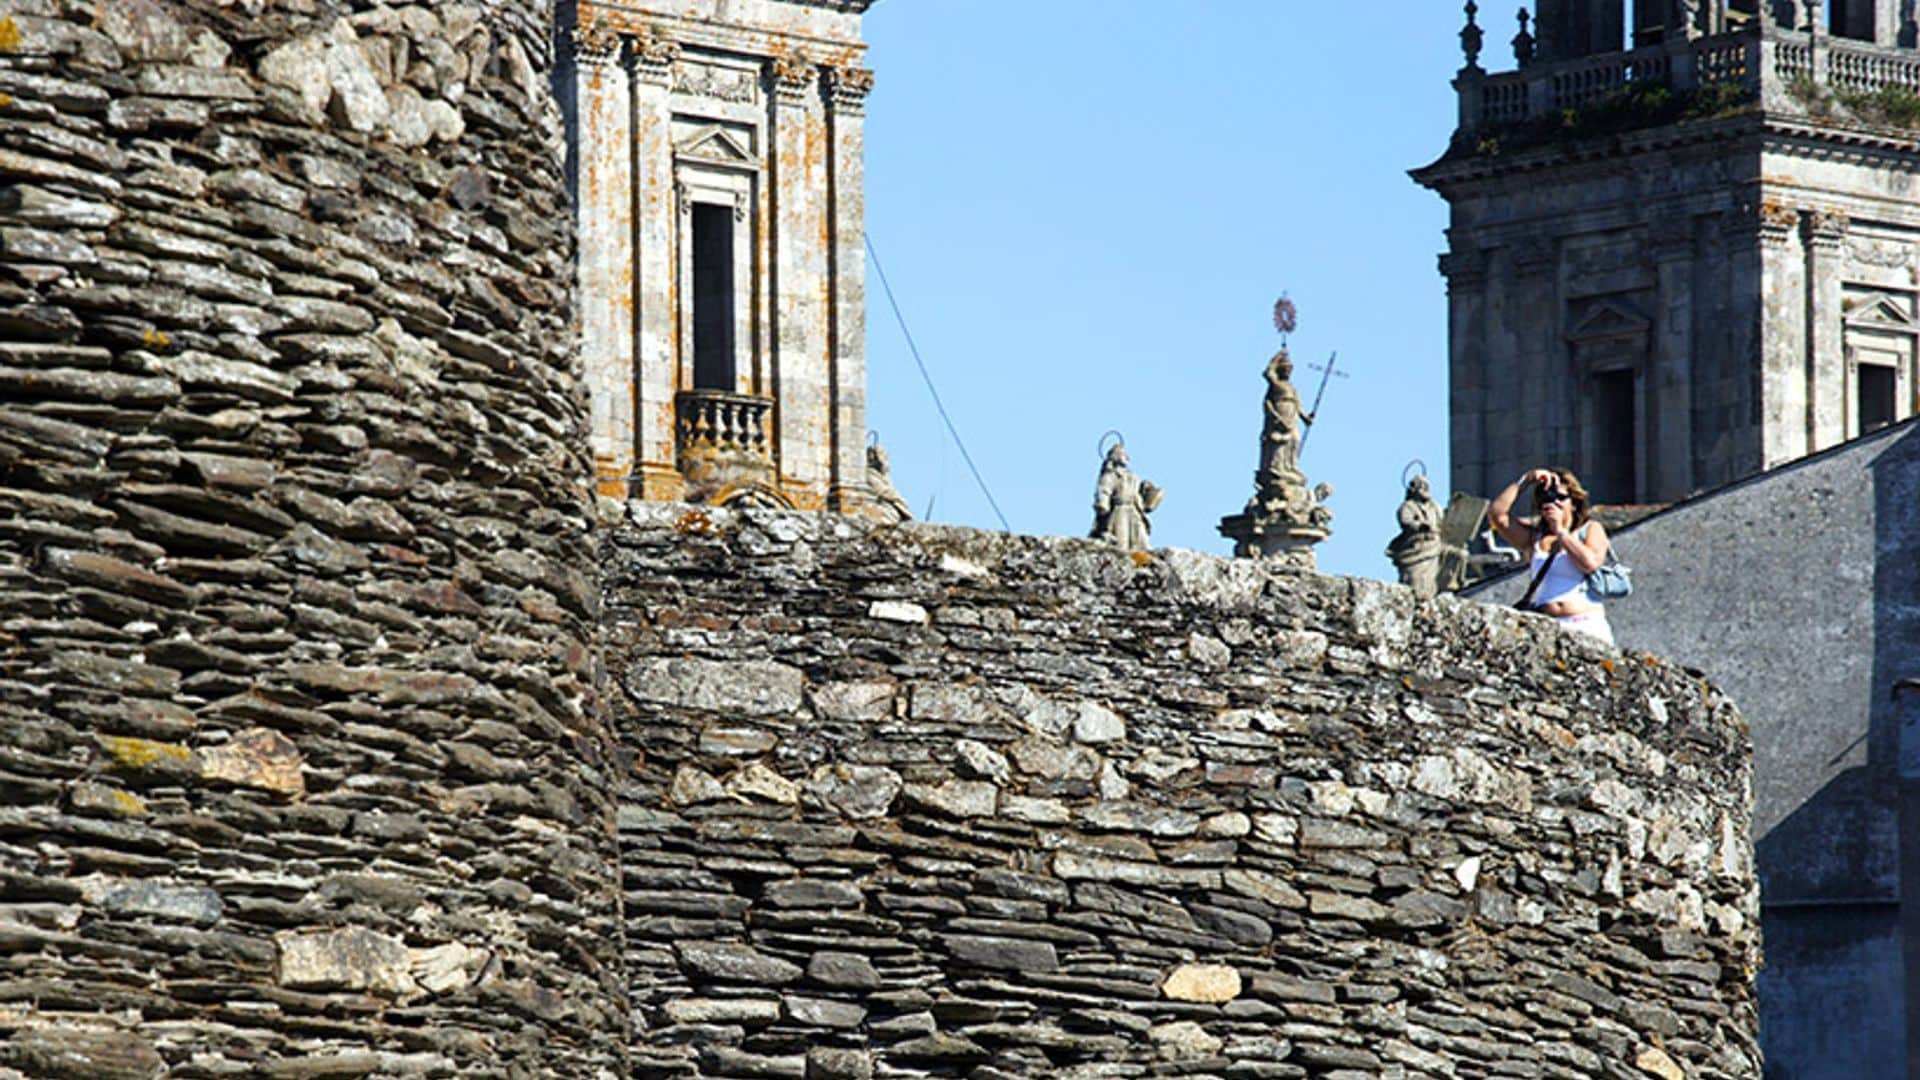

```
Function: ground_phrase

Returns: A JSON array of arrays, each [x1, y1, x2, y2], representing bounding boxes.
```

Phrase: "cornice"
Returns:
[[1415, 109, 1920, 194], [1411, 113, 1769, 192]]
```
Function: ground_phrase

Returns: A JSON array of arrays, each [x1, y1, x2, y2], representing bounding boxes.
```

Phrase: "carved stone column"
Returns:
[[826, 66, 873, 514], [573, 24, 635, 498], [769, 54, 832, 508], [1440, 241, 1490, 498], [1804, 209, 1848, 454], [1650, 214, 1697, 501], [630, 32, 682, 501]]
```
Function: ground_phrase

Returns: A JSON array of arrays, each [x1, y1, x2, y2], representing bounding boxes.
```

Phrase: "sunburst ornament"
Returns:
[[1272, 294, 1298, 342]]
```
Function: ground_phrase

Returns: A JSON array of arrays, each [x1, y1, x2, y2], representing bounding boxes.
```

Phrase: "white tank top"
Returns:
[[1529, 543, 1594, 608]]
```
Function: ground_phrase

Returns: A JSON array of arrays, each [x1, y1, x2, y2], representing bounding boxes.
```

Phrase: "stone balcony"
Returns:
[[1456, 22, 1920, 137], [674, 389, 780, 504]]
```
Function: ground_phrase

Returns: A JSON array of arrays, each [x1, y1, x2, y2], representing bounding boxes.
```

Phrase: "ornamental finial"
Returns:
[[1513, 8, 1536, 66], [1461, 1, 1485, 70]]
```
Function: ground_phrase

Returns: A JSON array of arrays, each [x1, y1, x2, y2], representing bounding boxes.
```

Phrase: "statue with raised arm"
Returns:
[[1219, 297, 1334, 568], [1259, 349, 1313, 488], [1091, 443, 1160, 551], [866, 442, 912, 525], [1386, 473, 1444, 597]]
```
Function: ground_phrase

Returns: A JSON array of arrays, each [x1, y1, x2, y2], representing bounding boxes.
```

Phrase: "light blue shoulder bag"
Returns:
[[1580, 523, 1632, 600]]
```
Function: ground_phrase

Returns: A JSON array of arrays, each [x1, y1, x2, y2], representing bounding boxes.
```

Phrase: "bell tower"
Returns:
[[1415, 0, 1920, 507], [561, 0, 876, 511]]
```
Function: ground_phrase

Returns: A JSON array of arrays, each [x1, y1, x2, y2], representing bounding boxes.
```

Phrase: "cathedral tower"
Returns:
[[1416, 0, 1920, 505], [561, 0, 876, 511]]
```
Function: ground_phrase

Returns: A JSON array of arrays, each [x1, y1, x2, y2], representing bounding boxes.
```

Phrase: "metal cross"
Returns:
[[1297, 352, 1348, 458]]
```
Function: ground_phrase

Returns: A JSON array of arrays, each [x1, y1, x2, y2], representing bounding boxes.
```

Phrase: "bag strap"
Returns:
[[1517, 532, 1558, 610]]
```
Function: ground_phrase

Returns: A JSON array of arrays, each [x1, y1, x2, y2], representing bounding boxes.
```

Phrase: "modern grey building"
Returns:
[[1414, 0, 1920, 508]]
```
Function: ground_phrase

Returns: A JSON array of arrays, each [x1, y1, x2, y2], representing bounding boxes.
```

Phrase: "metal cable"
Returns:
[[865, 233, 1012, 533]]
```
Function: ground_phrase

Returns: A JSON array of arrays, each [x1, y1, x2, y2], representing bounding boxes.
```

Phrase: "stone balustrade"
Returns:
[[676, 388, 774, 461], [1459, 23, 1920, 132]]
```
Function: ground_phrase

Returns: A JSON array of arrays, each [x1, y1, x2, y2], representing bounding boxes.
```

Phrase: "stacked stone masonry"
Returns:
[[0, 1, 627, 1077], [603, 504, 1764, 1080]]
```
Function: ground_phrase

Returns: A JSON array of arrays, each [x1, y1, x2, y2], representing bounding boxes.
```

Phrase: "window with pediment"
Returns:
[[1842, 287, 1917, 437], [1567, 296, 1651, 503]]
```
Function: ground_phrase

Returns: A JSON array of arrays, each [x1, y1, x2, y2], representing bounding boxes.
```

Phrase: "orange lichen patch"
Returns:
[[596, 476, 631, 499], [1129, 551, 1152, 568], [1601, 659, 1616, 674], [99, 735, 193, 770], [0, 93, 12, 108], [0, 18, 19, 53], [676, 509, 715, 535], [142, 328, 169, 349]]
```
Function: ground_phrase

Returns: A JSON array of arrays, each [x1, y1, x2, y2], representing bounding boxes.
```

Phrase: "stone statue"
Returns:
[[1221, 340, 1333, 568], [1259, 349, 1313, 489], [1091, 443, 1160, 551], [1386, 474, 1444, 597], [866, 443, 911, 525]]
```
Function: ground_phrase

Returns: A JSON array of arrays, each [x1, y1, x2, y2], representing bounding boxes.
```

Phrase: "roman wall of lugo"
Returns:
[[0, 3, 1762, 1079], [0, 1, 626, 1076]]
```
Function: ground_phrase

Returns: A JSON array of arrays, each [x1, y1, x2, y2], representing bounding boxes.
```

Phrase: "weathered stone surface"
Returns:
[[1150, 1020, 1224, 1060], [603, 506, 1761, 1077], [1162, 963, 1242, 1003], [0, 2, 626, 1074], [677, 941, 803, 986], [807, 951, 882, 990], [196, 727, 304, 797], [276, 927, 413, 995], [2, 1024, 164, 1080], [629, 656, 804, 716], [82, 879, 222, 926]]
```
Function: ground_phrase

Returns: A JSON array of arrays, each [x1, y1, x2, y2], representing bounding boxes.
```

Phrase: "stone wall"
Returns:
[[603, 504, 1764, 1079], [1465, 418, 1920, 1079], [0, 2, 626, 1076]]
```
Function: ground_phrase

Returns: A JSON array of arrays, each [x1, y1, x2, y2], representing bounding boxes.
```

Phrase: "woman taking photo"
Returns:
[[1488, 467, 1614, 644]]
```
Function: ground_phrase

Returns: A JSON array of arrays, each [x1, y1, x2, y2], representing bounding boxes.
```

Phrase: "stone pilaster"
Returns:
[[769, 53, 832, 508], [826, 66, 873, 514], [1440, 243, 1490, 497], [1510, 237, 1560, 482], [1650, 214, 1696, 501], [1804, 209, 1848, 454], [630, 31, 682, 502], [1723, 200, 1804, 470], [573, 24, 635, 498]]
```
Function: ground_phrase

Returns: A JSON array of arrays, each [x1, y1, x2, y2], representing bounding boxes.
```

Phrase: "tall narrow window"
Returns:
[[1592, 368, 1638, 504], [692, 204, 735, 391], [1859, 364, 1897, 433], [1830, 0, 1875, 39]]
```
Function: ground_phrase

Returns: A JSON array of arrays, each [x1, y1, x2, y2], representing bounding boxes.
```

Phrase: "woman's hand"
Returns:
[[1525, 468, 1557, 487]]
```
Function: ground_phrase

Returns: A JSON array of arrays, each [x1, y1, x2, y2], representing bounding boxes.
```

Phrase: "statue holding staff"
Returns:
[[1091, 440, 1161, 552]]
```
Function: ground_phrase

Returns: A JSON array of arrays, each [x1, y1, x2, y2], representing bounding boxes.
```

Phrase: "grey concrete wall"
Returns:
[[1465, 417, 1920, 1078]]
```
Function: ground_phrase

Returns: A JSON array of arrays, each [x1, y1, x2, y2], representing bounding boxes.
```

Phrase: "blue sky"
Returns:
[[860, 1, 1470, 580]]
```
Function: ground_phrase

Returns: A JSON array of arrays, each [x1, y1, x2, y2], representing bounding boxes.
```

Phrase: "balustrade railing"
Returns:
[[1476, 33, 1751, 129], [1468, 26, 1920, 133], [1774, 40, 1813, 82], [675, 389, 772, 461], [1825, 40, 1920, 93]]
